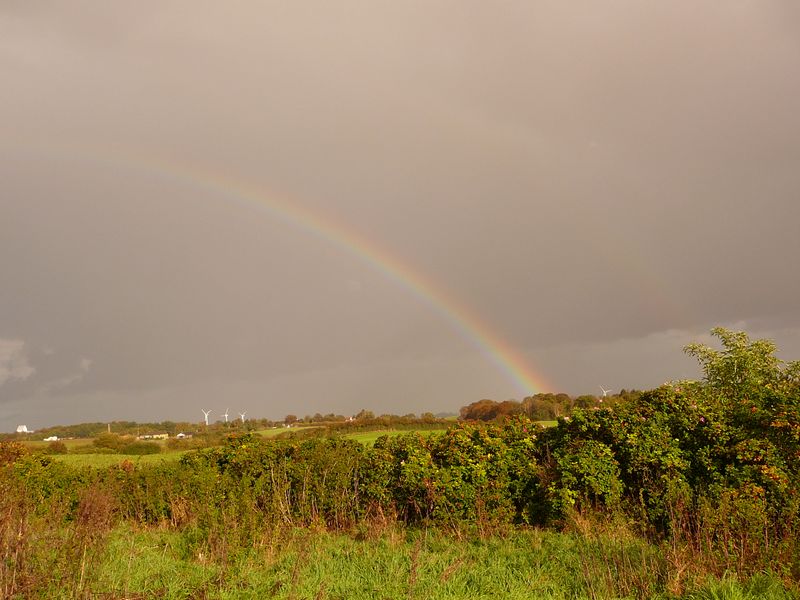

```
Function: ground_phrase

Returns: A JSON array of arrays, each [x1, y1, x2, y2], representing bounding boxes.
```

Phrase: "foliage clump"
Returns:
[[91, 433, 161, 455], [45, 440, 68, 455]]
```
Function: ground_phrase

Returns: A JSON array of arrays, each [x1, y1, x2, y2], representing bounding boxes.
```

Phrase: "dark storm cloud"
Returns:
[[1, 1, 799, 429]]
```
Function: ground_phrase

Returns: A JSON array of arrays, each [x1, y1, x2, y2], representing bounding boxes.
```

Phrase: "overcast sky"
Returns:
[[2, 1, 799, 430]]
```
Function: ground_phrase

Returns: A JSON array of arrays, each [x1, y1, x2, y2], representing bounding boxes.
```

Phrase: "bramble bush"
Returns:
[[0, 441, 28, 466], [362, 419, 543, 530], [527, 329, 800, 578], [45, 440, 69, 455]]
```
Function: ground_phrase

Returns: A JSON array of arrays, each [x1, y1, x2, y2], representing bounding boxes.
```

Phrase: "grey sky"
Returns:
[[2, 1, 799, 430]]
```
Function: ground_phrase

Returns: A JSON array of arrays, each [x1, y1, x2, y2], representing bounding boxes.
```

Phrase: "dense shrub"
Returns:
[[122, 441, 161, 455], [547, 438, 623, 516], [92, 433, 129, 452], [166, 436, 208, 450], [176, 434, 364, 529], [0, 441, 28, 466], [362, 420, 542, 529], [45, 440, 69, 454]]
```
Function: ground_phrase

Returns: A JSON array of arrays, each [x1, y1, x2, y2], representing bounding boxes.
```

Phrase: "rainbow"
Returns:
[[20, 144, 555, 395]]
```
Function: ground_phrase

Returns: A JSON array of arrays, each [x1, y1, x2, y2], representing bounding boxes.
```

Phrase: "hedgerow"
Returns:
[[2, 328, 798, 582]]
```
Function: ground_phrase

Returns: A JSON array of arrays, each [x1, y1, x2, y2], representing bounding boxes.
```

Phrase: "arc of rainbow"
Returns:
[[19, 143, 554, 396]]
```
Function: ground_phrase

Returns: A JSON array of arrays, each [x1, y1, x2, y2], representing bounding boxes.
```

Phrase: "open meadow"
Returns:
[[29, 526, 796, 600], [51, 450, 188, 469], [342, 428, 444, 446], [21, 438, 94, 451], [255, 425, 322, 438]]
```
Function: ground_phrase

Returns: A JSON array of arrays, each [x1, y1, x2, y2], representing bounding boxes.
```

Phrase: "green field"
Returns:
[[255, 425, 322, 438], [91, 528, 619, 599], [341, 423, 562, 446], [342, 428, 445, 446], [50, 450, 187, 468], [25, 526, 787, 599], [22, 438, 96, 450]]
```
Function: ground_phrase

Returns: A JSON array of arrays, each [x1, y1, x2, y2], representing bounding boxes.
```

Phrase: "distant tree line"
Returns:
[[458, 390, 642, 422], [3, 410, 459, 442]]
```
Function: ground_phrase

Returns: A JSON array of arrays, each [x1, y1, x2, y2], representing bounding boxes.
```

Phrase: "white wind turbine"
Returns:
[[202, 409, 212, 426], [599, 386, 613, 398], [223, 408, 229, 423], [239, 411, 247, 423]]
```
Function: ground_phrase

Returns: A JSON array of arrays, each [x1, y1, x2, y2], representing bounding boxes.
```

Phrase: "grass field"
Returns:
[[342, 422, 558, 446], [36, 527, 791, 600], [342, 429, 445, 446], [22, 438, 95, 450], [255, 426, 322, 438], [91, 528, 586, 599], [50, 450, 188, 468]]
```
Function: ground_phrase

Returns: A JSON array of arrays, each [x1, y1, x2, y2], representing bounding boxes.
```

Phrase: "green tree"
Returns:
[[45, 441, 68, 455], [573, 394, 597, 409], [93, 433, 128, 452], [684, 327, 800, 400]]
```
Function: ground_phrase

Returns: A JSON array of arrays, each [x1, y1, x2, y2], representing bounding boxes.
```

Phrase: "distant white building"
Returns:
[[16, 425, 31, 434], [44, 436, 59, 442], [176, 432, 193, 439]]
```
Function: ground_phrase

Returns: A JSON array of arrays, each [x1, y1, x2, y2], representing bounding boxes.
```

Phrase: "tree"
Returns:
[[684, 327, 800, 400], [573, 395, 598, 409], [46, 441, 68, 455], [459, 399, 499, 421], [284, 414, 298, 425], [93, 433, 128, 452], [523, 395, 556, 420], [459, 399, 522, 421]]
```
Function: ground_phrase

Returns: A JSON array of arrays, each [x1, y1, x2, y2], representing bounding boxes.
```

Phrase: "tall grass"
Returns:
[[4, 523, 787, 599], [0, 477, 116, 598], [2, 483, 797, 600]]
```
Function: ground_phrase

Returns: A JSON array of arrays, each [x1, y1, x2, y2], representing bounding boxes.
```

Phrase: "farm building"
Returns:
[[138, 433, 168, 440]]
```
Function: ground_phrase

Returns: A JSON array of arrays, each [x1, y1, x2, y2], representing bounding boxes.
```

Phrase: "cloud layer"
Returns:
[[2, 2, 799, 429], [0, 339, 35, 387]]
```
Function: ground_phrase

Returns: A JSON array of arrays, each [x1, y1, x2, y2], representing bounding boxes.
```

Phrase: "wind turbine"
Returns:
[[223, 408, 229, 423], [202, 409, 212, 427], [239, 411, 247, 423], [599, 386, 613, 398]]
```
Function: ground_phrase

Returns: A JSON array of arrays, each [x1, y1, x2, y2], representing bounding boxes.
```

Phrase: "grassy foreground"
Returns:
[[21, 526, 795, 600]]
